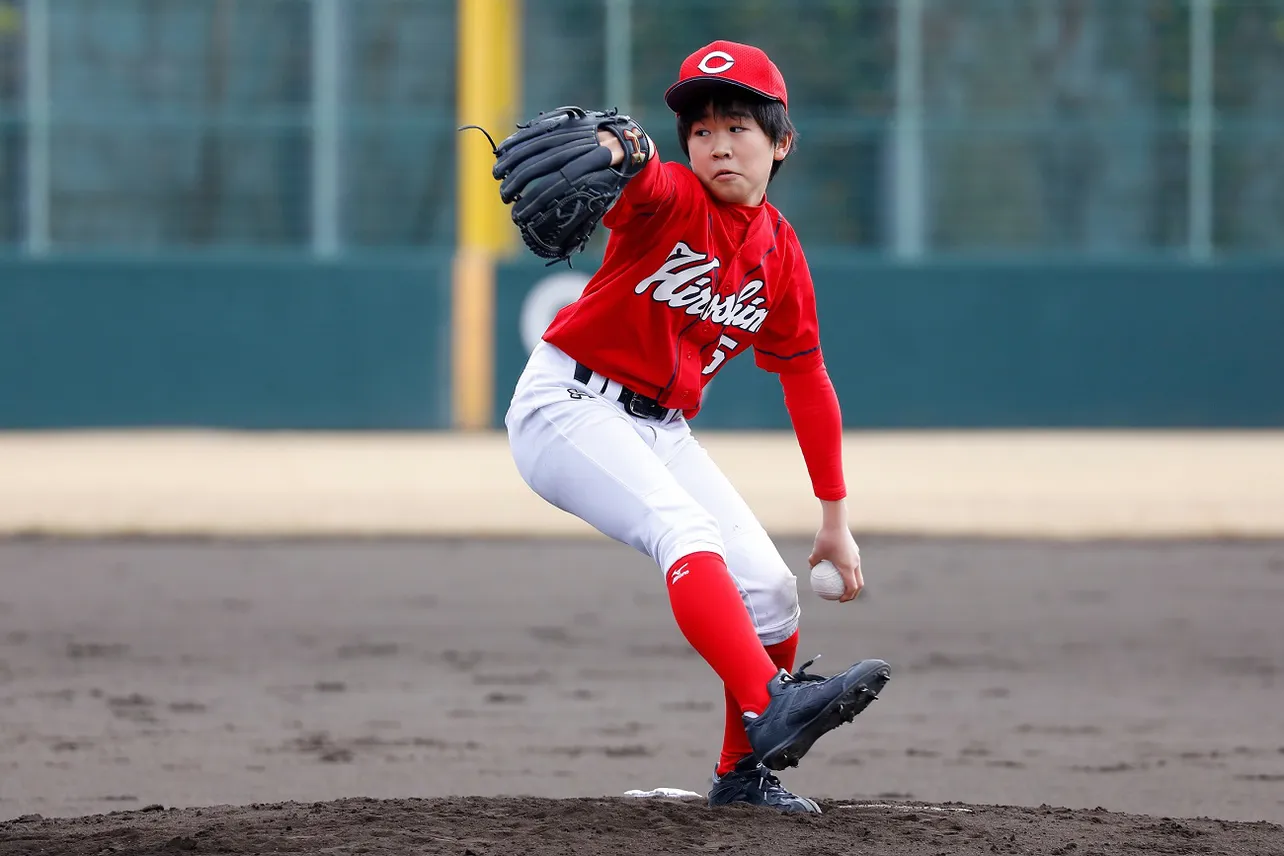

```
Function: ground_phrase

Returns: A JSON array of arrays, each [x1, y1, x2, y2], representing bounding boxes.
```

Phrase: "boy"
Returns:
[[504, 41, 889, 814]]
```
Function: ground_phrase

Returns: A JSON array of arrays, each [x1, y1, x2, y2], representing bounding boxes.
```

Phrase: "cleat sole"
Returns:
[[759, 661, 891, 771]]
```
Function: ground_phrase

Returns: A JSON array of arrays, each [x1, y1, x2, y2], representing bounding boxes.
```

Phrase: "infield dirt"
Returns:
[[2, 537, 1283, 855]]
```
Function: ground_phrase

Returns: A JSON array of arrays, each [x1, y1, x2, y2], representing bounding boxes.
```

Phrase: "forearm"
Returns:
[[779, 364, 847, 502], [596, 129, 668, 214]]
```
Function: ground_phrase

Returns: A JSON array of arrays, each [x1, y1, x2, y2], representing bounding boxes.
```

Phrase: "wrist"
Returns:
[[819, 497, 848, 529], [598, 133, 625, 167]]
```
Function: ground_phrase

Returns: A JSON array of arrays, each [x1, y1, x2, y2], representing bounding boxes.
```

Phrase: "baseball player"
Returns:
[[499, 41, 890, 814]]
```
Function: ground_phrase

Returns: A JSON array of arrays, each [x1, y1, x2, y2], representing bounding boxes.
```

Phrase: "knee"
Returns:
[[778, 568, 801, 611], [653, 507, 723, 573], [748, 562, 800, 645], [766, 568, 800, 622]]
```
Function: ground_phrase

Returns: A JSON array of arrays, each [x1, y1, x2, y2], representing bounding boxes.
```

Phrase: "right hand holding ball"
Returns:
[[809, 559, 848, 602], [808, 523, 864, 602]]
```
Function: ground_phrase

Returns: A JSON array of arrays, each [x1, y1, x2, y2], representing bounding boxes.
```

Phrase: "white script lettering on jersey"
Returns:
[[633, 242, 768, 333]]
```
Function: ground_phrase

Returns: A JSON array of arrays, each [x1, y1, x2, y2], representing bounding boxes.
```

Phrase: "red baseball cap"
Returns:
[[664, 40, 788, 114]]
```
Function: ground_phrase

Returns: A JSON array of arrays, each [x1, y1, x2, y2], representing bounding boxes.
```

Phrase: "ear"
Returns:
[[773, 133, 793, 161]]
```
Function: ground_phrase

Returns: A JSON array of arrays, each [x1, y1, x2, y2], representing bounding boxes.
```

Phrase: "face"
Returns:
[[687, 109, 791, 206]]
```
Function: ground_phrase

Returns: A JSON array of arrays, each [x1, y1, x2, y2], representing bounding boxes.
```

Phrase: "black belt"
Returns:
[[573, 362, 671, 420]]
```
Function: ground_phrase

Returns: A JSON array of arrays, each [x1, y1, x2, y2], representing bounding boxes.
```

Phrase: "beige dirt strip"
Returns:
[[1, 430, 1281, 538]]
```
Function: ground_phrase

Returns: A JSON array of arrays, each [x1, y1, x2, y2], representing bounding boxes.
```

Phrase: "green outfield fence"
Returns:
[[3, 253, 1281, 429], [0, 253, 454, 429]]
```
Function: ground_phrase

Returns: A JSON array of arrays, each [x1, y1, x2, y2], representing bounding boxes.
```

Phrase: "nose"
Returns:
[[711, 133, 731, 159]]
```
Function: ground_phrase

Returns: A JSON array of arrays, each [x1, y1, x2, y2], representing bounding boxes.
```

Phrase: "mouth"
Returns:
[[712, 169, 740, 181]]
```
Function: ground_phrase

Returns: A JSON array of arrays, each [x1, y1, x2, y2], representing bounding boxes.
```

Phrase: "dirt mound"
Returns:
[[4, 796, 1282, 856]]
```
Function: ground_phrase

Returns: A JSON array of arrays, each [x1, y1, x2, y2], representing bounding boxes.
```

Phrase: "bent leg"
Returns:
[[508, 393, 723, 573], [505, 345, 778, 713], [660, 428, 801, 645]]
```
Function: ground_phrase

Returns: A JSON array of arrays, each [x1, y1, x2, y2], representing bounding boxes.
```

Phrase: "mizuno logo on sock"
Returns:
[[670, 564, 690, 584]]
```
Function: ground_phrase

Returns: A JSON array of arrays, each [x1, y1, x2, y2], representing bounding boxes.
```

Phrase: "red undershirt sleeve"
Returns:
[[779, 363, 847, 501]]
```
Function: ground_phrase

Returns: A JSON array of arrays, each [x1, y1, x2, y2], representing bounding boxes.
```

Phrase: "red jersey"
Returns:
[[542, 157, 823, 416]]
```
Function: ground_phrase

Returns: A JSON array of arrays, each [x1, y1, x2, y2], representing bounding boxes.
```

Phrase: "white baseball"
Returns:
[[809, 560, 846, 601]]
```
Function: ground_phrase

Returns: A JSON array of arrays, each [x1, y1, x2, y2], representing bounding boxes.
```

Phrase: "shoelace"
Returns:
[[783, 655, 828, 684], [753, 766, 785, 793]]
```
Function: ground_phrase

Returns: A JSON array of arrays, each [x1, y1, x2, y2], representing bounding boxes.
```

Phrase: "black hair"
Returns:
[[676, 91, 797, 181]]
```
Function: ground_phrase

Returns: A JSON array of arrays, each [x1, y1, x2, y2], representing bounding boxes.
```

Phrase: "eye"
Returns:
[[693, 129, 710, 137], [730, 125, 747, 133]]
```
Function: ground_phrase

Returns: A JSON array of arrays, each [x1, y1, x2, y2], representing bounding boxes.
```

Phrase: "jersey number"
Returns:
[[702, 335, 739, 375]]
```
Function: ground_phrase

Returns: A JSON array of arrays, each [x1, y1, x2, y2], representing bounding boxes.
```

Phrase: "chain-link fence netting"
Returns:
[[0, 0, 1280, 255]]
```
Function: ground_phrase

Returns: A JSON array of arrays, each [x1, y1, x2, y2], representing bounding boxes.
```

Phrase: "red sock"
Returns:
[[717, 630, 799, 776], [666, 552, 778, 719]]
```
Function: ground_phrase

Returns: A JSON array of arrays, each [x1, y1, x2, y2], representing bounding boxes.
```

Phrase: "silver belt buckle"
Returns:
[[624, 392, 662, 420], [625, 394, 649, 419]]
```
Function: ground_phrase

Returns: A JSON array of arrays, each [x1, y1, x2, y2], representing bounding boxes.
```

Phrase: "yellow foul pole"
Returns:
[[454, 0, 520, 430]]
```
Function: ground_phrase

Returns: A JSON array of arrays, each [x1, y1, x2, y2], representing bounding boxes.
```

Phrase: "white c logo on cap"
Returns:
[[697, 51, 735, 74]]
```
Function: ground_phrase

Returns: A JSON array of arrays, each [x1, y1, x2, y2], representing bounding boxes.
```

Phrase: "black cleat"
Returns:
[[744, 657, 891, 771], [708, 755, 821, 814]]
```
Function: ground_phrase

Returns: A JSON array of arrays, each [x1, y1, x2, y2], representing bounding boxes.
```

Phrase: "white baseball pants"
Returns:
[[505, 340, 800, 645]]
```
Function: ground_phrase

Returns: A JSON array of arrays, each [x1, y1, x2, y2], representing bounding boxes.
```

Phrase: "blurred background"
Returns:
[[0, 0, 1281, 430]]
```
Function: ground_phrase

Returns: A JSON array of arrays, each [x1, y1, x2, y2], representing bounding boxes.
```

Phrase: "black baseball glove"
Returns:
[[463, 106, 652, 265]]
